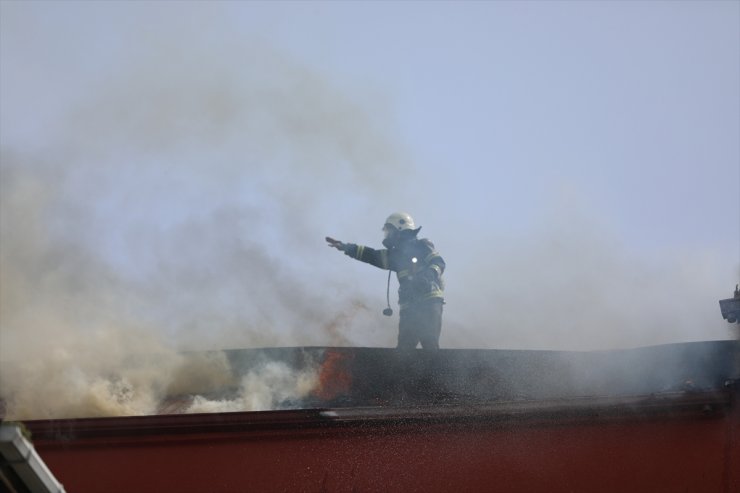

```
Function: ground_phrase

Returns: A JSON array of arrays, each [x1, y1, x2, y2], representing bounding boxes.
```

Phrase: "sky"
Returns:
[[1, 0, 738, 375]]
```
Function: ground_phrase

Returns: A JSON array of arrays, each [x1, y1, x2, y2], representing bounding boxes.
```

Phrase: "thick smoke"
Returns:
[[1, 2, 736, 420], [0, 9, 406, 419], [184, 359, 318, 414]]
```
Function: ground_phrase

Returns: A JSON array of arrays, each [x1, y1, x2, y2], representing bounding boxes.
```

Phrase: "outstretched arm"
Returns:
[[326, 236, 389, 270]]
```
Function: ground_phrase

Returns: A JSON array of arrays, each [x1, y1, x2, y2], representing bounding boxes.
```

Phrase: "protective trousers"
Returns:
[[397, 299, 443, 351]]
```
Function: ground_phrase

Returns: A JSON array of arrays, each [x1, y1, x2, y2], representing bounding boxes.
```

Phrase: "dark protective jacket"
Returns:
[[343, 233, 445, 309]]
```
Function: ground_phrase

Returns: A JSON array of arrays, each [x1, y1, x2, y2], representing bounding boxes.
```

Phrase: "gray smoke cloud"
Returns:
[[0, 9, 406, 418], [443, 200, 738, 350], [1, 2, 736, 419]]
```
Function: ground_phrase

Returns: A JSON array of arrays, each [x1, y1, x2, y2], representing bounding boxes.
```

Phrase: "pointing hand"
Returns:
[[325, 237, 346, 251]]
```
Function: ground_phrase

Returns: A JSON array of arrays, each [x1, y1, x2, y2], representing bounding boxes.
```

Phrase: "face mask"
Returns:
[[382, 224, 399, 248]]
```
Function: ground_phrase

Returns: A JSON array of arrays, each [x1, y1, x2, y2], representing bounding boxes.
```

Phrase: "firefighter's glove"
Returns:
[[325, 237, 346, 252]]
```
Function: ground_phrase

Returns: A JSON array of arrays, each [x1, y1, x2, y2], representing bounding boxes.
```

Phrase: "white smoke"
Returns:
[[185, 360, 318, 414]]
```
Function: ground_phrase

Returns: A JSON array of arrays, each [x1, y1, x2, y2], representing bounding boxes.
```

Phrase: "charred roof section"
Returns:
[[216, 340, 739, 409]]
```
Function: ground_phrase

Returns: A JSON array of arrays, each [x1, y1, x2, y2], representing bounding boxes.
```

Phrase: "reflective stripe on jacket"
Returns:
[[344, 238, 445, 307]]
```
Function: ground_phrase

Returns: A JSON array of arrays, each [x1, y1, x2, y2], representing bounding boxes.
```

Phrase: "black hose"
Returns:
[[383, 270, 393, 316]]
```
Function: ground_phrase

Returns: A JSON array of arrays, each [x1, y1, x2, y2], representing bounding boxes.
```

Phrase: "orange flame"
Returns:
[[312, 349, 354, 401]]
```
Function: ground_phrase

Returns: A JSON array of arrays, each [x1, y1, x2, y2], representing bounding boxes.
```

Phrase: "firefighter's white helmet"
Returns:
[[383, 212, 416, 232]]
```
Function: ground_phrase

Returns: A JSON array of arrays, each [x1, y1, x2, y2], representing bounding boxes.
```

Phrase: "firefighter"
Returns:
[[326, 212, 445, 350]]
